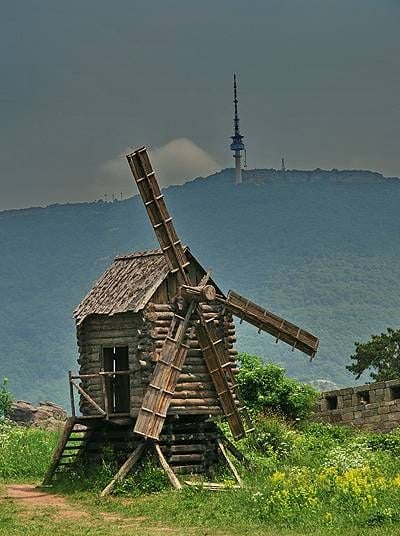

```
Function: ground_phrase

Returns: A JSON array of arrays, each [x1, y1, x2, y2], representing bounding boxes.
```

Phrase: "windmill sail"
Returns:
[[196, 318, 252, 439], [221, 290, 319, 358], [126, 148, 190, 282], [134, 309, 193, 439]]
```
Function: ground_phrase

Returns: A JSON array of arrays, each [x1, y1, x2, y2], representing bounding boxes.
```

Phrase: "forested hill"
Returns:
[[1, 167, 400, 406]]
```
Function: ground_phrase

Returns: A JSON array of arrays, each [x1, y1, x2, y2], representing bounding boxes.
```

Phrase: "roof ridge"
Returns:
[[115, 248, 163, 260]]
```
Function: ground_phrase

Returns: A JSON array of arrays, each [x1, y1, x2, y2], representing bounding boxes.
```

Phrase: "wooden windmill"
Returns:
[[43, 147, 319, 492]]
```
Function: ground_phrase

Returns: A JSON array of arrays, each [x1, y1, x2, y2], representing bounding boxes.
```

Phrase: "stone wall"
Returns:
[[315, 380, 400, 432]]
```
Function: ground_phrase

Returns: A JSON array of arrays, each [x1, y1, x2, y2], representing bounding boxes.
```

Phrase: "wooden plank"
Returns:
[[154, 443, 182, 490], [222, 290, 319, 358], [100, 442, 147, 497], [134, 305, 195, 440], [217, 438, 242, 486], [71, 381, 106, 416], [126, 147, 190, 281], [196, 321, 246, 439]]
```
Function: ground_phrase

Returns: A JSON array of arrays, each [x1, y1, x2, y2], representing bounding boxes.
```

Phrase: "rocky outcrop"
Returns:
[[9, 400, 67, 430]]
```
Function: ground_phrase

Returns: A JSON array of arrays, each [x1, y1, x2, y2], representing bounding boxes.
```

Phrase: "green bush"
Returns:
[[237, 353, 318, 420], [0, 378, 13, 420], [243, 413, 296, 458]]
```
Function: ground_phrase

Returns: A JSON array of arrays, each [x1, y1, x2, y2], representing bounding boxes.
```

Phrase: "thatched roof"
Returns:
[[74, 249, 169, 324]]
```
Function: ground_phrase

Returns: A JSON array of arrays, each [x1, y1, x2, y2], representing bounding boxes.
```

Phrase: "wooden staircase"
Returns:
[[42, 418, 92, 485]]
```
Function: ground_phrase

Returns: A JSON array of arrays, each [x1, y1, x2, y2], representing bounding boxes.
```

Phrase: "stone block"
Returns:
[[385, 379, 400, 388], [378, 405, 390, 415], [342, 411, 355, 422], [338, 388, 354, 396], [371, 381, 386, 390], [363, 415, 382, 424], [354, 385, 371, 394], [362, 408, 378, 418], [354, 404, 367, 412], [342, 398, 353, 408]]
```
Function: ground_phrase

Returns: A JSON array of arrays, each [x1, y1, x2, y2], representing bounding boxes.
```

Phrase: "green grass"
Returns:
[[3, 417, 400, 535], [0, 420, 58, 480]]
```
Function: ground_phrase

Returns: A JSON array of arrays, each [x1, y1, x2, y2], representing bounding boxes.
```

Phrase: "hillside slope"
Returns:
[[1, 167, 400, 405]]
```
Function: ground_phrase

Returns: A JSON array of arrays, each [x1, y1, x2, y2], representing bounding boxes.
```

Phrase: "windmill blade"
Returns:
[[134, 302, 196, 440], [220, 290, 319, 358], [196, 313, 252, 439], [126, 147, 190, 283]]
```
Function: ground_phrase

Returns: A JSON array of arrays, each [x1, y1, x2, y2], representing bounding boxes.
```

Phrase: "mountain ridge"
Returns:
[[1, 166, 400, 406]]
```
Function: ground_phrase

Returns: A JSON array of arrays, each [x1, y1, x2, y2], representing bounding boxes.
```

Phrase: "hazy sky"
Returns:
[[1, 0, 400, 210]]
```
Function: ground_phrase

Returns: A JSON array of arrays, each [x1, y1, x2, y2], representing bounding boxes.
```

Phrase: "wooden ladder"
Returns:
[[42, 418, 92, 485]]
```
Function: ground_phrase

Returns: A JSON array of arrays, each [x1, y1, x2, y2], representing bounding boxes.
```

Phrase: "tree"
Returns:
[[346, 328, 400, 381]]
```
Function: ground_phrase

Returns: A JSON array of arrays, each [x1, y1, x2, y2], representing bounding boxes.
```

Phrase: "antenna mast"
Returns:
[[230, 74, 245, 185]]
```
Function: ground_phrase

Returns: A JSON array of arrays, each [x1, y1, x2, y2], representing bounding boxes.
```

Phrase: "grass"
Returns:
[[3, 416, 400, 535]]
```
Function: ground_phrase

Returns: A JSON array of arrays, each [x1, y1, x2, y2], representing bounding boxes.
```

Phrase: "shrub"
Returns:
[[0, 378, 13, 420], [237, 353, 318, 420], [244, 413, 296, 458]]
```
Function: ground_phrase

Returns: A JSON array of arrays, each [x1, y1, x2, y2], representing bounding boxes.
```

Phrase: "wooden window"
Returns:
[[102, 346, 130, 414]]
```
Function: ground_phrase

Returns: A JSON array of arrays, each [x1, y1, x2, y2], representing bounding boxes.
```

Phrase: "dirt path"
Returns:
[[6, 484, 89, 520]]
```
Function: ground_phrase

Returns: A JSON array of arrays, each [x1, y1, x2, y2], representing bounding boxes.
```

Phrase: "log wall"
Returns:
[[77, 312, 143, 416], [76, 265, 239, 418]]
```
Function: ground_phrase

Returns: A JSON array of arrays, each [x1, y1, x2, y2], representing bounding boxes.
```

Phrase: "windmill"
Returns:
[[43, 147, 318, 493]]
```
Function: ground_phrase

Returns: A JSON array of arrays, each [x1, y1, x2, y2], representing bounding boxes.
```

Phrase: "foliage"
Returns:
[[237, 353, 318, 419], [347, 327, 400, 381], [0, 378, 13, 420]]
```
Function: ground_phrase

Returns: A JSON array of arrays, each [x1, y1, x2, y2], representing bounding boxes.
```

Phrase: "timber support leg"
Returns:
[[217, 438, 242, 487], [154, 442, 182, 490], [100, 441, 147, 497], [220, 436, 251, 467]]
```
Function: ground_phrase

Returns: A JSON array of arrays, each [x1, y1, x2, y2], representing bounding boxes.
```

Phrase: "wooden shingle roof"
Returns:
[[74, 249, 169, 324]]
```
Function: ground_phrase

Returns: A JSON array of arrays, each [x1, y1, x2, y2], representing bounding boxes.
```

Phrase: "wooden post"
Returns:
[[217, 438, 242, 486], [68, 371, 76, 417], [221, 436, 250, 467], [100, 369, 109, 419], [100, 441, 147, 497], [154, 443, 182, 490], [42, 417, 75, 485]]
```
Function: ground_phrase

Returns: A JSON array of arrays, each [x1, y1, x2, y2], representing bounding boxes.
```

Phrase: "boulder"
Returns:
[[9, 400, 67, 430]]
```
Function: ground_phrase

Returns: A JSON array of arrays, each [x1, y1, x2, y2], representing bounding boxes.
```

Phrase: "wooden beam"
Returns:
[[154, 443, 182, 490], [100, 441, 147, 497], [217, 438, 242, 486], [71, 380, 106, 416]]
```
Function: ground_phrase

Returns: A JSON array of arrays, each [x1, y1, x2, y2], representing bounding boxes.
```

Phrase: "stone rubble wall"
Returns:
[[315, 380, 400, 432]]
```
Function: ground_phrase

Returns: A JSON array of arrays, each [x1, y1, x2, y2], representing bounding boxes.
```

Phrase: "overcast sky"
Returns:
[[1, 0, 400, 210]]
